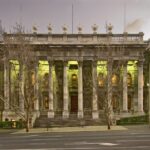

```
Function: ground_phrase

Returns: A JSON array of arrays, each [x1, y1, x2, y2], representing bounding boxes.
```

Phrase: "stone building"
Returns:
[[0, 26, 148, 126]]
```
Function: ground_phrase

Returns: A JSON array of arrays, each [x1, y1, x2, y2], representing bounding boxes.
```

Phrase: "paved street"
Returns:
[[0, 125, 150, 150]]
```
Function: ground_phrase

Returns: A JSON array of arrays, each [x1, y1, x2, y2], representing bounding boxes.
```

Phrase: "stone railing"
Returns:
[[3, 32, 144, 45]]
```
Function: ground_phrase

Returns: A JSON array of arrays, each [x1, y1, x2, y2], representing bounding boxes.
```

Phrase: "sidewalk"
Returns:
[[12, 125, 128, 134]]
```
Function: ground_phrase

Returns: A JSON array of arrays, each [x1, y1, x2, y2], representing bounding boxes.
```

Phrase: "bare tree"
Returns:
[[0, 23, 36, 132]]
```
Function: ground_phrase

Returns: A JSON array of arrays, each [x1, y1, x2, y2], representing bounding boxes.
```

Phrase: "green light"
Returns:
[[10, 60, 20, 84], [39, 61, 49, 65], [97, 61, 107, 75], [127, 61, 137, 85], [38, 61, 49, 77], [68, 61, 78, 65]]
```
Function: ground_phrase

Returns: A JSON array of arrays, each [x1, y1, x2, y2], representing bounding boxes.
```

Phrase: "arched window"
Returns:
[[72, 74, 77, 81], [71, 74, 78, 88], [112, 73, 119, 86], [44, 96, 49, 109], [127, 73, 132, 86], [43, 73, 49, 89], [31, 72, 35, 85], [98, 73, 105, 87]]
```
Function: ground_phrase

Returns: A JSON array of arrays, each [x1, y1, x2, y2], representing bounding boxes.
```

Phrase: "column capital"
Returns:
[[63, 60, 68, 66], [138, 59, 144, 67], [78, 60, 83, 66], [47, 56, 54, 61], [122, 60, 128, 66], [107, 58, 113, 65], [48, 60, 54, 66], [92, 60, 97, 67]]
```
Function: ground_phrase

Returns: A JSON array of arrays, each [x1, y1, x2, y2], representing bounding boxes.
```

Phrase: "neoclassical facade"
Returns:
[[0, 30, 148, 125]]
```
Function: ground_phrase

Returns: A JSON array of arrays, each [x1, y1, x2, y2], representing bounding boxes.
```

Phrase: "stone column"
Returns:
[[34, 60, 39, 111], [122, 61, 128, 112], [92, 61, 99, 119], [3, 57, 10, 121], [138, 60, 144, 113], [48, 61, 54, 118], [107, 59, 113, 122], [78, 61, 84, 118], [4, 57, 10, 111], [19, 61, 25, 112], [63, 61, 69, 118]]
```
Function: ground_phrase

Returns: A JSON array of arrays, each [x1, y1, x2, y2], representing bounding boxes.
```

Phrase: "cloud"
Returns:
[[125, 18, 144, 33]]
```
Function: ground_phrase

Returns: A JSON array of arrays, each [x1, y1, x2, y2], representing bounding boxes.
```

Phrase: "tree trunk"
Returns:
[[107, 123, 111, 130], [107, 115, 111, 130], [26, 111, 30, 132]]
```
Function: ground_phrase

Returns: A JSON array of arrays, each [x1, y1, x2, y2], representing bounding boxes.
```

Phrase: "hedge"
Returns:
[[116, 115, 149, 125], [0, 120, 25, 129]]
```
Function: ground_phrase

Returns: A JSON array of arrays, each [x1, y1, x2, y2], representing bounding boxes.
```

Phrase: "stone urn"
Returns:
[[107, 23, 113, 33], [77, 25, 83, 34], [47, 24, 52, 34], [92, 24, 98, 34], [62, 25, 68, 34]]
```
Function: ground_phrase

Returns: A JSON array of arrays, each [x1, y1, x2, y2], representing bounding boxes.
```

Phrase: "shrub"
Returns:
[[0, 120, 25, 129], [116, 115, 148, 125]]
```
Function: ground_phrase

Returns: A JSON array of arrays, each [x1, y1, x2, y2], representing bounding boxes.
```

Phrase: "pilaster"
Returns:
[[19, 61, 25, 112], [34, 60, 39, 111], [48, 61, 54, 118], [78, 61, 84, 118], [92, 61, 99, 119], [62, 61, 69, 118], [122, 61, 128, 112], [3, 57, 10, 120], [138, 60, 144, 113]]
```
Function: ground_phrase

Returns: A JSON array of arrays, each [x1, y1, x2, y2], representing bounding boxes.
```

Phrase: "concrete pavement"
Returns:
[[0, 125, 149, 134], [12, 125, 128, 134]]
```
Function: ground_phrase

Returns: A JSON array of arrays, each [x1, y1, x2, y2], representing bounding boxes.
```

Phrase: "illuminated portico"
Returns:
[[0, 31, 147, 125]]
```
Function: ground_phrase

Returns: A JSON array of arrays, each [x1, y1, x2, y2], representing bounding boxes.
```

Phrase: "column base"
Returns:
[[63, 110, 69, 119], [48, 111, 54, 118], [122, 110, 128, 113], [92, 111, 99, 119], [2, 110, 11, 121], [34, 110, 40, 118], [135, 111, 145, 116], [78, 111, 84, 119], [120, 111, 130, 117], [2, 110, 21, 121]]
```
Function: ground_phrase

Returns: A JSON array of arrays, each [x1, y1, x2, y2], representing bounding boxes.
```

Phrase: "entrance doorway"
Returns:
[[70, 95, 78, 113]]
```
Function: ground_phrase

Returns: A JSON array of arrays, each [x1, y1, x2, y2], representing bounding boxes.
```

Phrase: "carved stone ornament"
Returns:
[[92, 24, 98, 34], [32, 25, 37, 33], [77, 25, 82, 34], [62, 25, 68, 34], [107, 23, 113, 33], [47, 24, 52, 34]]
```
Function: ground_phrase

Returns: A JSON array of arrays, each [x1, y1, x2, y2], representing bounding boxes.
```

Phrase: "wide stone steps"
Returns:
[[34, 112, 107, 128]]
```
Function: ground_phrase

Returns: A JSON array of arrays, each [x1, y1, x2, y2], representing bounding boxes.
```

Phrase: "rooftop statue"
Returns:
[[92, 24, 98, 34], [77, 25, 82, 34], [47, 24, 52, 34]]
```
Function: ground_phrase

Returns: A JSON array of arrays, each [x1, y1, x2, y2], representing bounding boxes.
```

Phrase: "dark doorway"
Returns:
[[71, 95, 78, 113]]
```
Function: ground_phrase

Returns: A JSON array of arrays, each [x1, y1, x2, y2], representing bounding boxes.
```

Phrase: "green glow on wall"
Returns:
[[38, 61, 56, 91], [97, 61, 107, 76], [10, 60, 20, 82], [127, 61, 137, 85], [38, 61, 49, 77], [68, 61, 78, 88], [68, 61, 78, 65]]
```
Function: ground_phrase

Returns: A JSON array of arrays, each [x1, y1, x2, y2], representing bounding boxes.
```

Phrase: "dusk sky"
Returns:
[[0, 0, 150, 39]]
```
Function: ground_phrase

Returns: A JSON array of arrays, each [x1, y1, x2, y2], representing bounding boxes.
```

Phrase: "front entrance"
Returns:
[[71, 95, 78, 113]]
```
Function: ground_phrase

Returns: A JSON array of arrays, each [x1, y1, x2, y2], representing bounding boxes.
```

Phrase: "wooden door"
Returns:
[[71, 95, 78, 113]]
